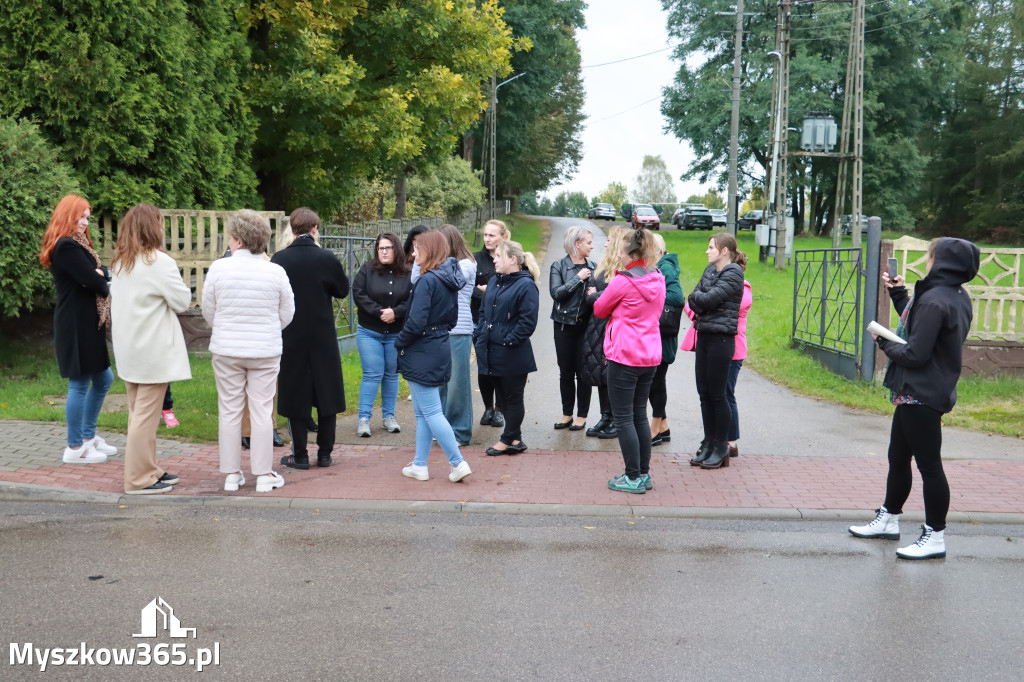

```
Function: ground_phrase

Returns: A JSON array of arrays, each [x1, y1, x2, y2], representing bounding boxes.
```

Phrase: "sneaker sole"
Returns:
[[63, 457, 108, 465], [255, 481, 285, 493], [896, 550, 946, 560], [607, 483, 646, 494], [402, 470, 429, 481], [224, 483, 241, 492], [125, 486, 171, 495], [449, 470, 471, 483], [849, 529, 900, 540]]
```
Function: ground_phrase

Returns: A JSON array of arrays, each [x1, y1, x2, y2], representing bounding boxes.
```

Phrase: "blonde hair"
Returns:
[[597, 227, 630, 281], [496, 240, 540, 283], [483, 219, 511, 240], [227, 209, 271, 254], [563, 225, 591, 258], [627, 228, 661, 268], [651, 232, 666, 257]]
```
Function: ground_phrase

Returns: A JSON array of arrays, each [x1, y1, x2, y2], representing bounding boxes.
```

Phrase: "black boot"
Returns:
[[272, 429, 285, 448], [586, 414, 611, 437], [689, 440, 712, 466], [480, 409, 494, 426], [700, 441, 731, 470], [596, 420, 618, 439]]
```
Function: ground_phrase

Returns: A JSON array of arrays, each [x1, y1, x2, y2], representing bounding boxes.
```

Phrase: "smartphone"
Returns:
[[888, 257, 898, 278]]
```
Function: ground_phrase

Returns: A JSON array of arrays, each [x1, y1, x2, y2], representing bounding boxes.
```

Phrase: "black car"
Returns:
[[677, 207, 713, 230], [737, 210, 764, 231]]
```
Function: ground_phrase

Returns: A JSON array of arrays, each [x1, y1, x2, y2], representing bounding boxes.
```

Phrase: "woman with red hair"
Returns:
[[39, 195, 117, 464]]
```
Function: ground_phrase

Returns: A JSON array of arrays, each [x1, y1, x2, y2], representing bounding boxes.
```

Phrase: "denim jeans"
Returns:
[[607, 361, 656, 480], [726, 359, 743, 441], [408, 380, 465, 468], [356, 325, 399, 421], [66, 367, 113, 447], [438, 334, 473, 444]]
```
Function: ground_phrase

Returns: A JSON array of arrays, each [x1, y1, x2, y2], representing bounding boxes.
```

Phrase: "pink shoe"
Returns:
[[161, 409, 179, 428]]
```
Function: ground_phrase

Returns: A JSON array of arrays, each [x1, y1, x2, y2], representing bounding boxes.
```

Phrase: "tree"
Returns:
[[518, 191, 540, 214], [550, 191, 569, 217], [565, 191, 591, 218], [406, 156, 486, 217], [684, 190, 725, 209], [594, 181, 629, 208], [0, 119, 80, 318], [0, 1, 258, 215], [630, 155, 678, 204]]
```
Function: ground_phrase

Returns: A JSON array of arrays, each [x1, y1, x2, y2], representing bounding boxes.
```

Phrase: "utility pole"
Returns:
[[727, 0, 744, 236], [772, 0, 791, 269], [489, 76, 497, 221], [832, 0, 865, 248]]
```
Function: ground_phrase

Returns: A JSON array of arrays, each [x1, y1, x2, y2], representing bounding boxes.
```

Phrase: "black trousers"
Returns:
[[648, 360, 670, 419], [289, 414, 336, 460], [597, 383, 610, 416], [478, 373, 505, 412], [607, 361, 656, 480], [694, 332, 735, 444], [883, 404, 949, 531], [494, 374, 528, 445], [553, 322, 592, 417]]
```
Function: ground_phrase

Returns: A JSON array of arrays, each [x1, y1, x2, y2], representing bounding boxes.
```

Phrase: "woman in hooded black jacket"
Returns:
[[850, 237, 980, 560]]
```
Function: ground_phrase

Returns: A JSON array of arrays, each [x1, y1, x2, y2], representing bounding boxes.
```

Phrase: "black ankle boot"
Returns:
[[587, 414, 611, 437], [596, 419, 618, 439], [700, 441, 731, 469], [689, 440, 712, 466]]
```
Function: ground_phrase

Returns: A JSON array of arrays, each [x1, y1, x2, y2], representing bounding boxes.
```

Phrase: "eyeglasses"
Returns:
[[378, 246, 394, 252]]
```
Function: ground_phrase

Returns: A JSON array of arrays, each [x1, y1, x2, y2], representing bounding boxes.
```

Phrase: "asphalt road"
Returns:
[[2, 502, 1022, 680]]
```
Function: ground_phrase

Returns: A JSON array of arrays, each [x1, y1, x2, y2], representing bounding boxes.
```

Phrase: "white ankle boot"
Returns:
[[849, 506, 900, 540], [896, 525, 946, 560]]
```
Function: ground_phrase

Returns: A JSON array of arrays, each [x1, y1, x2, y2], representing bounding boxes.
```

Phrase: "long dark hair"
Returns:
[[438, 223, 473, 261], [371, 232, 409, 274]]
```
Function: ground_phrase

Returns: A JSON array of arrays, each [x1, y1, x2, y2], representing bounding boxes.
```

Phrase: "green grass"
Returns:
[[504, 214, 545, 255], [658, 229, 1024, 438], [0, 334, 399, 444]]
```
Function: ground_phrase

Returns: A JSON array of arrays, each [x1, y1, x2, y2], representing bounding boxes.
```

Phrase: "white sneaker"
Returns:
[[383, 416, 401, 433], [402, 463, 429, 481], [357, 418, 371, 437], [449, 461, 472, 482], [255, 471, 285, 493], [62, 445, 107, 464], [849, 506, 900, 540], [896, 525, 946, 560], [224, 472, 246, 492], [87, 436, 118, 456]]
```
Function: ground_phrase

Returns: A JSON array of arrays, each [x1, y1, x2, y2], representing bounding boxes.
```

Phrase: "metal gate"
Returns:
[[320, 235, 377, 345], [792, 247, 864, 380]]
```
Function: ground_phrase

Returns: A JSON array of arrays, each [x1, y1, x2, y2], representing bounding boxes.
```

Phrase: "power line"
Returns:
[[587, 96, 661, 125], [581, 46, 674, 69], [790, 8, 946, 42], [790, 2, 912, 31]]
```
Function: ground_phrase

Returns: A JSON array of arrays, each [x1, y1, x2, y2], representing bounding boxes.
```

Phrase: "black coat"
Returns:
[[877, 237, 980, 414], [396, 257, 464, 387], [470, 246, 496, 323], [351, 261, 413, 334], [50, 238, 110, 378], [474, 269, 538, 377], [688, 263, 745, 335], [581, 272, 611, 387], [549, 255, 596, 325], [270, 237, 349, 418]]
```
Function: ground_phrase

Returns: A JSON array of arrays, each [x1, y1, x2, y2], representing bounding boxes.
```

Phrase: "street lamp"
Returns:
[[489, 72, 528, 220]]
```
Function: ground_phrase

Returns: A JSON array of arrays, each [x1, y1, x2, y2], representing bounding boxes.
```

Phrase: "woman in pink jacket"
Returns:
[[593, 228, 665, 494]]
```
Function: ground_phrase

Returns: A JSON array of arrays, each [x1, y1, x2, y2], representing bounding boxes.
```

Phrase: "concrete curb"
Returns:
[[3, 482, 1024, 524]]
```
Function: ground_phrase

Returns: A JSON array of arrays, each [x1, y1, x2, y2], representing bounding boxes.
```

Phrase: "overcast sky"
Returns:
[[545, 0, 709, 204]]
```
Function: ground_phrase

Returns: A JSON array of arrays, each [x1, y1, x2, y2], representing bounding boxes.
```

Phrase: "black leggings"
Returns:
[[478, 373, 505, 412], [883, 404, 949, 531], [494, 374, 528, 445], [694, 332, 735, 444], [607, 361, 656, 480], [553, 322, 591, 417], [648, 361, 670, 419]]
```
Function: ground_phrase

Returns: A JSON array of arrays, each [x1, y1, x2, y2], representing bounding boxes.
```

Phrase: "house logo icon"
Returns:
[[133, 597, 196, 638]]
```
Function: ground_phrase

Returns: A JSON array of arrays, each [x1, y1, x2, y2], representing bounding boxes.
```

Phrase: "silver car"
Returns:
[[587, 203, 617, 221], [710, 209, 727, 226]]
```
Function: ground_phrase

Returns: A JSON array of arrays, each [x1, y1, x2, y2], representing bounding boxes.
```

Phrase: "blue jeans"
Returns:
[[66, 367, 113, 447], [438, 334, 473, 444], [726, 359, 743, 441], [408, 380, 465, 468], [356, 326, 399, 421]]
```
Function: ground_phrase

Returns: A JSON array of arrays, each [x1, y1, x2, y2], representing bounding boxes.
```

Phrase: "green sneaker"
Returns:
[[640, 473, 653, 490], [608, 474, 646, 494]]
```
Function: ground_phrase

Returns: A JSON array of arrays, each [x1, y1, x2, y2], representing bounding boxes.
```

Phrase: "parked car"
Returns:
[[676, 207, 713, 230], [671, 207, 686, 224], [587, 203, 616, 221], [631, 205, 660, 230], [737, 210, 764, 231], [840, 214, 869, 235], [710, 208, 727, 226]]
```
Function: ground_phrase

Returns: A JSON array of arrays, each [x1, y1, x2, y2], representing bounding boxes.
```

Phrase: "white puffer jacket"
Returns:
[[202, 250, 295, 358]]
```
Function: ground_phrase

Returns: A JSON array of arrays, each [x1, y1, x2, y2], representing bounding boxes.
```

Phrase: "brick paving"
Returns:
[[1, 419, 1023, 516]]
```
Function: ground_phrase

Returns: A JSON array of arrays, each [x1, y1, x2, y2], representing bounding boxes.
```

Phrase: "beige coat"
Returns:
[[110, 251, 192, 384]]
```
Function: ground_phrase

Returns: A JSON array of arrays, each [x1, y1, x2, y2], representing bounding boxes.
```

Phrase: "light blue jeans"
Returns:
[[408, 380, 465, 468], [356, 325, 399, 421], [438, 334, 473, 445], [66, 367, 114, 447]]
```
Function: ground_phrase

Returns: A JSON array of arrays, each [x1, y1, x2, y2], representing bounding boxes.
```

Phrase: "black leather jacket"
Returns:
[[549, 255, 596, 325]]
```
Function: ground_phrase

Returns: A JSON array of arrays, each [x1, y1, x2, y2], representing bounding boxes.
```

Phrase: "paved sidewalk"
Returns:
[[3, 217, 1022, 520]]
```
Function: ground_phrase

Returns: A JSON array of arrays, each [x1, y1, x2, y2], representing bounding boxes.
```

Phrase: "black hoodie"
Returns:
[[877, 237, 980, 414]]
